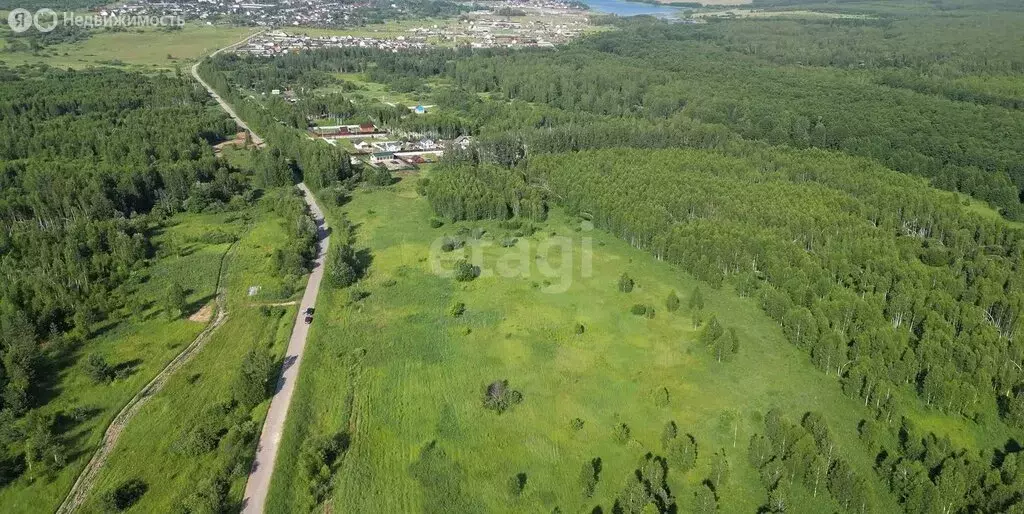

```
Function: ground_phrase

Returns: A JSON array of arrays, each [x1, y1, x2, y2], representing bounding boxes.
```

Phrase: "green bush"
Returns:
[[631, 304, 654, 317], [233, 347, 273, 410], [349, 289, 368, 303], [449, 302, 466, 317], [581, 458, 601, 498], [329, 243, 360, 288], [454, 259, 479, 282], [440, 236, 465, 252], [86, 354, 113, 384], [100, 478, 147, 512], [689, 287, 704, 312], [613, 423, 631, 443], [172, 423, 220, 456], [301, 432, 349, 505], [483, 379, 523, 413], [507, 472, 527, 498], [366, 166, 393, 186], [655, 386, 670, 407]]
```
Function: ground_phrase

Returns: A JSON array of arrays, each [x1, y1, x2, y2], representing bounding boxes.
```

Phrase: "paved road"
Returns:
[[190, 36, 332, 514], [241, 183, 330, 513]]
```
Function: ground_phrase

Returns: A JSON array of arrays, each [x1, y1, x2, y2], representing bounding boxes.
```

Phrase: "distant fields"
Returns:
[[0, 24, 254, 69], [0, 212, 244, 513], [264, 174, 905, 512], [78, 194, 305, 513]]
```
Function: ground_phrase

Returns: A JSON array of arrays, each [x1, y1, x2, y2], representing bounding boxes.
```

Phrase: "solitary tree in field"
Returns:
[[164, 283, 188, 320], [692, 483, 717, 513], [668, 433, 698, 474], [709, 449, 730, 491], [666, 290, 680, 312], [618, 273, 635, 293], [689, 287, 704, 312], [507, 472, 527, 498], [701, 316, 724, 347], [100, 478, 148, 512], [712, 328, 740, 363], [581, 457, 601, 497]]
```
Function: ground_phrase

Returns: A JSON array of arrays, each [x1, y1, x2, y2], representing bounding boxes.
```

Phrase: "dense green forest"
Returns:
[[203, 7, 1024, 219], [750, 0, 1024, 14], [0, 64, 253, 487]]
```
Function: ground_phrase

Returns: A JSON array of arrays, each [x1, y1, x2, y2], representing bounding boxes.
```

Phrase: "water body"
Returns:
[[585, 0, 682, 17]]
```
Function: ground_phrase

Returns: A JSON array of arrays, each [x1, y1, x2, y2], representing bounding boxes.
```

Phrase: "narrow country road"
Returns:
[[192, 36, 332, 513], [190, 32, 265, 147], [241, 184, 329, 513]]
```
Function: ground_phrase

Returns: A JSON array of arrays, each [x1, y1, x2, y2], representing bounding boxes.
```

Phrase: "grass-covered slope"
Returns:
[[77, 197, 306, 513], [0, 213, 241, 512]]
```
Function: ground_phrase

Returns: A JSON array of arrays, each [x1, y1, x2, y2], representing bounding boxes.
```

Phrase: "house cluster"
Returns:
[[238, 32, 429, 56], [112, 0, 320, 26], [115, 0, 390, 27], [224, 0, 590, 54], [113, 0, 590, 30], [312, 123, 384, 138], [405, 17, 583, 48], [316, 125, 473, 170]]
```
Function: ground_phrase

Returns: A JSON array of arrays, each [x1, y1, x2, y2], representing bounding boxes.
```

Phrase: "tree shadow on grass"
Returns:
[[113, 358, 144, 381], [185, 293, 217, 318], [355, 248, 374, 279], [54, 405, 103, 435]]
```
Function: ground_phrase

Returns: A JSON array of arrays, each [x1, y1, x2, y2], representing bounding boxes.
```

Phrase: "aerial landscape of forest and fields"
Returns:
[[0, 0, 1024, 513]]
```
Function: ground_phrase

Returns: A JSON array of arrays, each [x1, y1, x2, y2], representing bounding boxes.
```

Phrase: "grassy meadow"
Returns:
[[0, 24, 254, 70], [77, 193, 306, 513], [326, 72, 427, 107], [0, 212, 245, 513], [264, 174, 905, 512]]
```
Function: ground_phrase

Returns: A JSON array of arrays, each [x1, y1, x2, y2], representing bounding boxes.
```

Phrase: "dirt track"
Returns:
[[56, 238, 240, 514]]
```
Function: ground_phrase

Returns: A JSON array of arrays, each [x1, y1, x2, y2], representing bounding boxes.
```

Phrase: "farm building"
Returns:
[[371, 151, 395, 164]]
